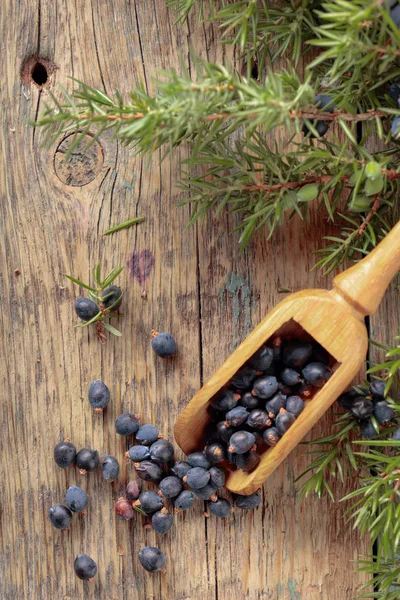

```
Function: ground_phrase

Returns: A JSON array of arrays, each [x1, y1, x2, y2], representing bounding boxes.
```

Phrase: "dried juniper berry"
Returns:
[[127, 445, 151, 462], [187, 452, 211, 469], [248, 344, 274, 371], [217, 421, 237, 443], [265, 392, 286, 417], [134, 460, 163, 482], [136, 424, 159, 445], [204, 442, 225, 465], [228, 431, 256, 454], [302, 362, 331, 387], [297, 381, 314, 399], [159, 476, 183, 498], [74, 554, 97, 581], [276, 409, 296, 434], [263, 427, 281, 446], [209, 498, 233, 518], [246, 409, 271, 431], [138, 547, 166, 573], [350, 397, 373, 420], [231, 366, 258, 390], [54, 441, 76, 468], [115, 497, 134, 520], [282, 341, 313, 369], [337, 389, 360, 411], [286, 396, 304, 417], [234, 491, 261, 510], [279, 367, 302, 387], [373, 400, 394, 424], [171, 461, 191, 479], [134, 490, 163, 514], [235, 450, 260, 473], [370, 379, 386, 399], [152, 508, 173, 534], [74, 297, 100, 322], [252, 376, 279, 400], [101, 455, 120, 481], [126, 480, 141, 501], [392, 427, 400, 441], [359, 419, 377, 439], [193, 482, 218, 501], [49, 504, 73, 530], [184, 467, 210, 489], [224, 406, 249, 427], [272, 337, 282, 361], [115, 413, 140, 436], [102, 285, 122, 310], [208, 466, 225, 488], [240, 391, 261, 410], [76, 449, 100, 474], [210, 389, 239, 412], [174, 490, 195, 512], [149, 439, 174, 464], [65, 486, 88, 513], [88, 380, 110, 412], [151, 331, 176, 358]]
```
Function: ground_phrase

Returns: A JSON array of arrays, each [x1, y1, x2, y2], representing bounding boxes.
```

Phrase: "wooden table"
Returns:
[[2, 1, 397, 598]]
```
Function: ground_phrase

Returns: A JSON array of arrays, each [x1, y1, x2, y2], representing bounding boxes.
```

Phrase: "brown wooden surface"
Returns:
[[1, 0, 396, 598]]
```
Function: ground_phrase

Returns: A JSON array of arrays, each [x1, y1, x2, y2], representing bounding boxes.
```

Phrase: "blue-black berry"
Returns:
[[138, 546, 166, 573], [252, 376, 279, 400], [373, 400, 394, 424], [88, 380, 110, 412], [282, 341, 313, 369], [302, 362, 331, 387], [134, 460, 163, 481], [370, 379, 386, 399], [359, 418, 377, 439], [65, 486, 88, 513], [350, 397, 373, 420], [276, 410, 296, 434], [263, 427, 281, 446], [127, 445, 151, 462], [239, 391, 261, 410], [392, 427, 400, 441], [151, 331, 177, 358], [136, 424, 159, 445], [208, 466, 225, 488], [76, 448, 100, 474], [115, 413, 140, 436], [193, 482, 218, 500], [209, 498, 233, 518], [74, 554, 97, 581], [231, 367, 258, 390], [54, 441, 76, 468], [174, 490, 195, 512], [171, 461, 191, 479], [102, 285, 122, 310], [217, 421, 238, 443], [159, 476, 183, 498], [152, 508, 173, 534], [184, 467, 210, 489], [210, 389, 239, 412], [204, 442, 225, 465], [135, 490, 163, 514], [49, 504, 73, 529], [74, 297, 100, 322], [101, 455, 120, 481], [228, 431, 256, 454], [224, 406, 249, 427], [279, 367, 302, 387], [265, 392, 286, 416], [187, 452, 211, 469], [248, 344, 274, 371], [234, 491, 261, 510], [286, 396, 304, 417], [149, 439, 174, 463], [246, 409, 271, 431], [235, 450, 260, 473]]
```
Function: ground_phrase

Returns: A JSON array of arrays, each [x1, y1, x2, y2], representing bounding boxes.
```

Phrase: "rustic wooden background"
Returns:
[[2, 0, 398, 598]]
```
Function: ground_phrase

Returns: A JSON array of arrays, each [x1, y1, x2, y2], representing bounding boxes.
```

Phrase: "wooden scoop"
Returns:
[[175, 220, 400, 495]]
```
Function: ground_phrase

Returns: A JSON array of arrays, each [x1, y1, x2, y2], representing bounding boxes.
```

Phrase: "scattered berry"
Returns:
[[135, 490, 164, 514], [152, 508, 173, 534], [263, 427, 281, 446], [115, 413, 140, 436], [127, 445, 151, 462], [192, 482, 218, 500], [337, 389, 360, 411], [210, 389, 238, 412], [65, 486, 88, 513], [138, 546, 166, 573], [126, 480, 141, 501], [234, 491, 261, 510], [302, 362, 331, 387], [185, 467, 210, 489], [151, 331, 177, 358], [313, 94, 335, 112], [159, 476, 183, 498], [187, 452, 211, 469], [359, 418, 377, 439], [174, 490, 195, 511], [74, 297, 100, 322], [282, 341, 313, 369], [49, 504, 73, 529], [115, 498, 134, 520], [224, 406, 249, 427], [285, 395, 304, 417], [276, 410, 296, 434], [136, 424, 159, 445], [76, 449, 100, 473], [134, 460, 163, 481], [101, 454, 120, 481], [370, 379, 386, 399], [171, 460, 192, 479], [252, 376, 279, 400], [88, 380, 110, 411], [74, 554, 97, 581], [209, 498, 233, 518], [246, 409, 271, 431], [204, 442, 225, 465], [102, 285, 122, 310], [248, 345, 274, 371], [54, 441, 76, 468], [208, 466, 225, 488], [228, 431, 256, 454], [149, 439, 174, 463], [373, 400, 394, 424]]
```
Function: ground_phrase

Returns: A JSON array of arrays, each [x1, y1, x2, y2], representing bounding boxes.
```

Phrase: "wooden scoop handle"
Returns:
[[333, 220, 400, 317]]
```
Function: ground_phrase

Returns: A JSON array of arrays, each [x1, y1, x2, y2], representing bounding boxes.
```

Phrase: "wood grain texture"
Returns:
[[0, 0, 382, 598]]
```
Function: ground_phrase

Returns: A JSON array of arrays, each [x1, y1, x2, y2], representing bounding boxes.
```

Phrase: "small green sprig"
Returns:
[[369, 336, 400, 396], [65, 265, 124, 343]]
